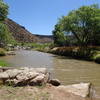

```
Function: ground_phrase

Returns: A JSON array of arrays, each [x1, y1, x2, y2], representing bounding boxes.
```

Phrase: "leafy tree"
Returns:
[[52, 24, 66, 46], [0, 0, 8, 21], [0, 23, 12, 46], [0, 0, 12, 47], [58, 4, 100, 46]]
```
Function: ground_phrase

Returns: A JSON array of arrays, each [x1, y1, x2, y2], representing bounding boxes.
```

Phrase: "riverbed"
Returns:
[[0, 50, 100, 99]]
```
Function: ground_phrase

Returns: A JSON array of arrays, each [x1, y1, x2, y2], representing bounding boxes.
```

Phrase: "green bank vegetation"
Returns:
[[0, 60, 9, 67], [0, 48, 9, 67], [22, 42, 52, 52]]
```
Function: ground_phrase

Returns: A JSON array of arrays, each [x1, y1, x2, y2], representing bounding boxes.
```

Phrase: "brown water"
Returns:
[[0, 50, 100, 99]]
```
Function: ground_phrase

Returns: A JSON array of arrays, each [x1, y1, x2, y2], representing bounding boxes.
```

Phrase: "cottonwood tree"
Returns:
[[0, 0, 11, 47], [0, 0, 8, 21], [52, 24, 66, 46], [58, 4, 100, 46]]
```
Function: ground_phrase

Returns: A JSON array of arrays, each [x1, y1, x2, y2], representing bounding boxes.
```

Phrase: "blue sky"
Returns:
[[4, 0, 100, 35]]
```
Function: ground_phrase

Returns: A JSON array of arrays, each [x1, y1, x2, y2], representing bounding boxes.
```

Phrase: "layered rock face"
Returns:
[[4, 18, 53, 43]]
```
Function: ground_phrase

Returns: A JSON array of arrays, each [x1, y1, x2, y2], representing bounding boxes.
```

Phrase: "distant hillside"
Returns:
[[4, 18, 53, 43]]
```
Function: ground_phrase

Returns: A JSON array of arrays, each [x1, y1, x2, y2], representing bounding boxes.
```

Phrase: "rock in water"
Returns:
[[6, 51, 16, 55], [57, 83, 91, 98]]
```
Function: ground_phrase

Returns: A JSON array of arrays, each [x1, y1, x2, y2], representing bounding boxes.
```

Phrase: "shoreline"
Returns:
[[0, 67, 94, 100], [34, 47, 100, 64]]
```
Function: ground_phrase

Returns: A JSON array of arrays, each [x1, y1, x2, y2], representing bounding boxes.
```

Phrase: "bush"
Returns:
[[75, 47, 95, 60], [94, 54, 100, 64], [50, 46, 96, 60], [0, 48, 6, 56]]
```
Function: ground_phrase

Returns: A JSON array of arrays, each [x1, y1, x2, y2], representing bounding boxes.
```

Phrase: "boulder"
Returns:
[[51, 47, 58, 51], [29, 73, 50, 86], [0, 67, 3, 72], [57, 83, 91, 98], [6, 51, 16, 55], [0, 72, 9, 79], [49, 79, 61, 86], [29, 74, 45, 86], [6, 69, 21, 78]]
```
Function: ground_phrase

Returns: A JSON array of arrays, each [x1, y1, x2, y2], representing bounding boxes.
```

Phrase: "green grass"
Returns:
[[0, 60, 9, 67]]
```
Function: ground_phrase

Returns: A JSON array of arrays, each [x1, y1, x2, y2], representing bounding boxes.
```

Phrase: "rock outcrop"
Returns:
[[4, 18, 53, 43], [0, 67, 50, 86]]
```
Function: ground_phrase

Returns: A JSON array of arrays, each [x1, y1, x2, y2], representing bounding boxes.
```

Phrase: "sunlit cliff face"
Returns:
[[4, 18, 53, 43]]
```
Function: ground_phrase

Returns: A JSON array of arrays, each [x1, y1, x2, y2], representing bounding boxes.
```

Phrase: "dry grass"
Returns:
[[0, 84, 91, 100]]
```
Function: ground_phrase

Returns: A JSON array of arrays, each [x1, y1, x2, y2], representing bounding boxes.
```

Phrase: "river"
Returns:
[[0, 50, 100, 99]]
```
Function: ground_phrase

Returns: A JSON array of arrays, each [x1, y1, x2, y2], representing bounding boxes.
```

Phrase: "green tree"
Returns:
[[52, 24, 66, 46], [0, 23, 12, 46], [0, 0, 8, 21], [0, 0, 12, 47], [58, 4, 100, 46]]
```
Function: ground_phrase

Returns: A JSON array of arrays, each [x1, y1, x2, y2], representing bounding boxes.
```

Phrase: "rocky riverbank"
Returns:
[[0, 67, 95, 100]]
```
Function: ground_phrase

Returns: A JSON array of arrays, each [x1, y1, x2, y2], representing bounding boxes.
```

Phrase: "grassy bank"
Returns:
[[29, 43, 52, 52], [30, 44, 100, 63], [0, 48, 10, 67], [0, 60, 9, 67], [48, 46, 100, 63]]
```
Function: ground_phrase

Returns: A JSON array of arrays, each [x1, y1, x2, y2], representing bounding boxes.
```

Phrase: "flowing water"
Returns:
[[0, 50, 100, 99]]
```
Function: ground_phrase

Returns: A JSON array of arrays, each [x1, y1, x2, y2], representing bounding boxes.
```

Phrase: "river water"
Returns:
[[0, 50, 100, 99]]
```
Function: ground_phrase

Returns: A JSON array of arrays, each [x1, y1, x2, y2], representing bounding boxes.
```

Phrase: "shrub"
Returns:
[[0, 48, 6, 56], [94, 54, 100, 64]]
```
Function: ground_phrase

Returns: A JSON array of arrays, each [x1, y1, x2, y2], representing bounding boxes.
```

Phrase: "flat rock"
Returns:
[[6, 69, 22, 78], [57, 83, 91, 98], [0, 72, 9, 79]]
